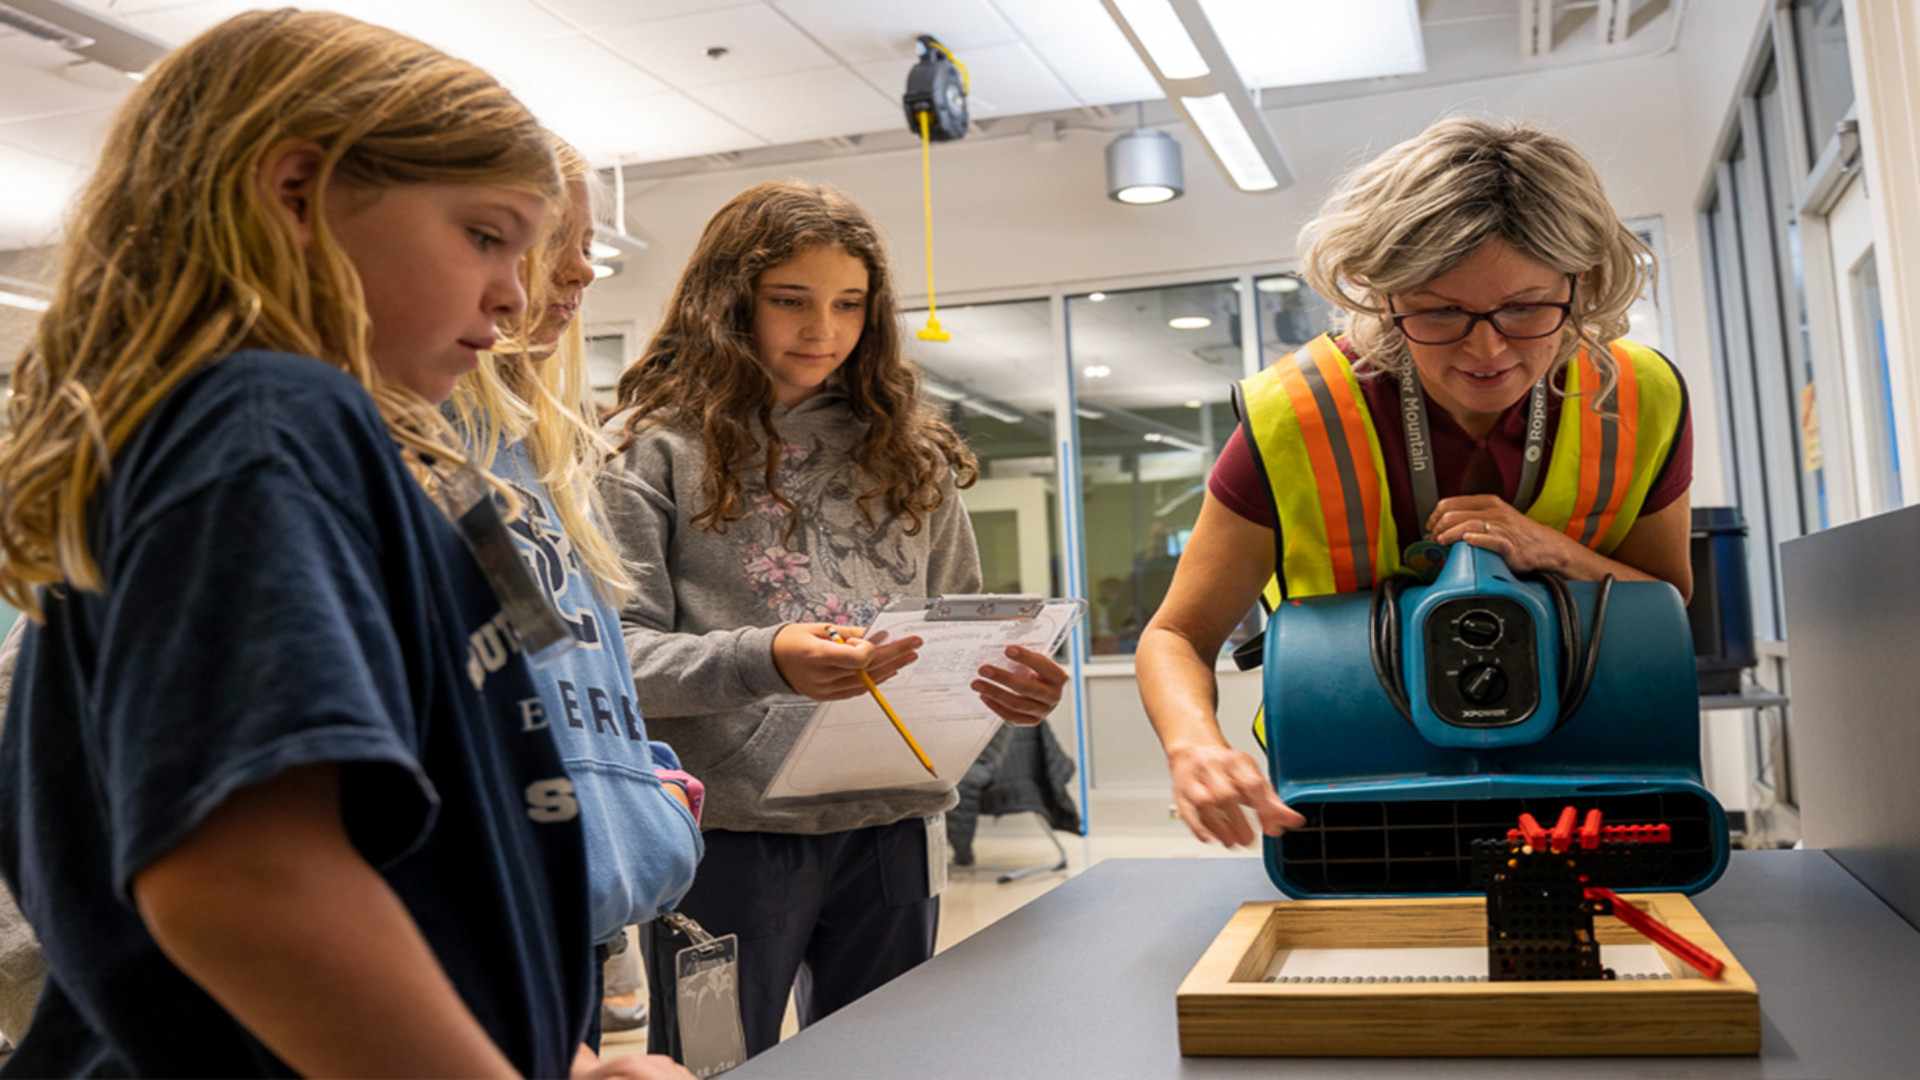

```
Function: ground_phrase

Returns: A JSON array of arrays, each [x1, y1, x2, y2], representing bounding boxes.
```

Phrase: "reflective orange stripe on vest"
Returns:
[[1237, 334, 1400, 602], [1533, 339, 1680, 555]]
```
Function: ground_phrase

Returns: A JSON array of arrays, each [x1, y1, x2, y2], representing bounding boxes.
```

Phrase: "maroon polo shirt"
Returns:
[[1210, 348, 1693, 546]]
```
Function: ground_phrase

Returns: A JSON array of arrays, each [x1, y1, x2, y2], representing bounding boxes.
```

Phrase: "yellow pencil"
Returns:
[[828, 629, 937, 778]]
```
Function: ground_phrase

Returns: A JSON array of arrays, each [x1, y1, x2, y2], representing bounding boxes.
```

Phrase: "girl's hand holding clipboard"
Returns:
[[971, 644, 1068, 727]]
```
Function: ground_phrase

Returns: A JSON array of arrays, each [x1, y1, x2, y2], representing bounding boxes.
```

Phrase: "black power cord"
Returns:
[[1369, 568, 1615, 730]]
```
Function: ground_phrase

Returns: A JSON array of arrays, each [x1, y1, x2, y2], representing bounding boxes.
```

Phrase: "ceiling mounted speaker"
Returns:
[[1108, 127, 1184, 205]]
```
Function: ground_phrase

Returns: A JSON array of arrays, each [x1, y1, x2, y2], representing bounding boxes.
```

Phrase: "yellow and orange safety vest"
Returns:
[[1236, 333, 1685, 607]]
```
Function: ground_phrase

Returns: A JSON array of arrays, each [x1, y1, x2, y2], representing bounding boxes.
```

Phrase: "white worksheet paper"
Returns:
[[762, 599, 1082, 801]]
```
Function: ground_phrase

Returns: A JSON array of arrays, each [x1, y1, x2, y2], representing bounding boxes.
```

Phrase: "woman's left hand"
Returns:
[[972, 645, 1067, 727], [1427, 494, 1573, 575]]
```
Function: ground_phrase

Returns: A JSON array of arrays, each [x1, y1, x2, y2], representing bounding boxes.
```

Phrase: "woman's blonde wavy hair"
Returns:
[[614, 180, 976, 542], [450, 139, 634, 604], [0, 8, 560, 619], [1298, 116, 1654, 406]]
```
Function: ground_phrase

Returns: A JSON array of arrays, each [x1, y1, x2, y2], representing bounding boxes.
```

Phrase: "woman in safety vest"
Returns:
[[1136, 117, 1694, 848]]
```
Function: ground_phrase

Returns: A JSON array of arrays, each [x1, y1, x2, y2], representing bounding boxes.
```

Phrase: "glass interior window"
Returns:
[[1792, 0, 1855, 160], [900, 299, 1062, 603], [1068, 281, 1242, 658]]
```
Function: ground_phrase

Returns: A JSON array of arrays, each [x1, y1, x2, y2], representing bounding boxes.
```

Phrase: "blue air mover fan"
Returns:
[[1263, 544, 1728, 898]]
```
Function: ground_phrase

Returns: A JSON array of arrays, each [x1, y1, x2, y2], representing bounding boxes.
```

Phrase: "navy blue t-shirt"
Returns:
[[0, 352, 594, 1077]]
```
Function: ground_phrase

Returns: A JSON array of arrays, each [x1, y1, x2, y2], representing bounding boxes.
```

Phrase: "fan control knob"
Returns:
[[1457, 610, 1503, 648], [1459, 664, 1508, 705]]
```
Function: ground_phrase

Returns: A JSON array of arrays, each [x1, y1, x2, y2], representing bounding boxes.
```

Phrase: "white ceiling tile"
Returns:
[[539, 0, 762, 33], [0, 107, 119, 166], [599, 6, 837, 89], [0, 43, 126, 121], [468, 37, 668, 119], [115, 1, 579, 59], [117, 1, 276, 44], [984, 0, 1115, 41], [1025, 23, 1160, 107], [538, 91, 766, 165], [56, 1, 184, 13], [771, 0, 1018, 65], [315, 1, 578, 58], [1205, 0, 1426, 90], [0, 144, 86, 249], [684, 65, 899, 144]]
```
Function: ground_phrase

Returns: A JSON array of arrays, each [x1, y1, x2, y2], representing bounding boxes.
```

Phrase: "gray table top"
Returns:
[[728, 850, 1920, 1079]]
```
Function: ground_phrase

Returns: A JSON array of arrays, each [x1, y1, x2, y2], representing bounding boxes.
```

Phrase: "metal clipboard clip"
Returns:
[[926, 594, 1049, 621], [907, 594, 1087, 656]]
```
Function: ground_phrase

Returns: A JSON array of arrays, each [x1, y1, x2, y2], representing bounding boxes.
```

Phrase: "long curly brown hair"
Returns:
[[614, 180, 976, 540]]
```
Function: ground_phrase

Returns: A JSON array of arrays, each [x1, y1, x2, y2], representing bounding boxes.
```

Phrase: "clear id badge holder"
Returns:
[[431, 458, 577, 667], [658, 910, 747, 1077]]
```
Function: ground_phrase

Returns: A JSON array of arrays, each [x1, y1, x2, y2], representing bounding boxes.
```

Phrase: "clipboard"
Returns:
[[761, 595, 1086, 803]]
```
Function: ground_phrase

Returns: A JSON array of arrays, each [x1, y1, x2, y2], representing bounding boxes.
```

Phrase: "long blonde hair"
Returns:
[[0, 9, 560, 618], [614, 180, 976, 542], [451, 140, 633, 603], [1299, 116, 1653, 403]]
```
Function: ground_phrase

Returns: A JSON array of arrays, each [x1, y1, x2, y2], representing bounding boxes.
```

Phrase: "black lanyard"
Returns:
[[1396, 365, 1550, 534]]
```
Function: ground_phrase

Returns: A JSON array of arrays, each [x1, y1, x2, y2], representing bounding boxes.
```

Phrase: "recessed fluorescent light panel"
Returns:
[[1109, 0, 1210, 79], [1167, 315, 1212, 330], [0, 289, 51, 312], [1180, 92, 1277, 192]]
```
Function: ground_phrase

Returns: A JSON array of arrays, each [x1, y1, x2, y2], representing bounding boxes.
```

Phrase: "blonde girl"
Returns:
[[0, 11, 604, 1076], [450, 140, 702, 1070], [601, 180, 1067, 1059]]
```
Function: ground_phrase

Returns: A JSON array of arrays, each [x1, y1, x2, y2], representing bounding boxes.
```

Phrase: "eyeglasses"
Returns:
[[1387, 274, 1577, 345]]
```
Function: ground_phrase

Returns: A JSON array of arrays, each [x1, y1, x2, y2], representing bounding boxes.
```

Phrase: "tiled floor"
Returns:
[[602, 813, 1255, 1062]]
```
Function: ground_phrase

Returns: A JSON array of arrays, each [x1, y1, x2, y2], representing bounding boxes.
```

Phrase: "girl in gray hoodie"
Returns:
[[601, 180, 1066, 1060]]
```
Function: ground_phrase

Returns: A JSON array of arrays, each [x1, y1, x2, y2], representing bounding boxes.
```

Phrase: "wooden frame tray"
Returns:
[[1176, 894, 1758, 1056]]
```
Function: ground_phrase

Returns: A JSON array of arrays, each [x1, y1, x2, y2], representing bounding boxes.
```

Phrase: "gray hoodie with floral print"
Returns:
[[599, 387, 981, 834]]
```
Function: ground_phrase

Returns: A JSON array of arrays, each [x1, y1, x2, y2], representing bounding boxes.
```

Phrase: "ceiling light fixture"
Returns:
[[1099, 0, 1294, 194], [0, 0, 169, 78], [592, 225, 648, 258], [0, 288, 52, 312], [1256, 275, 1303, 294], [1143, 430, 1210, 453], [1110, 0, 1210, 79], [1083, 364, 1113, 378], [962, 399, 1022, 424], [1088, 292, 1108, 302], [1168, 316, 1212, 330], [1107, 102, 1183, 205]]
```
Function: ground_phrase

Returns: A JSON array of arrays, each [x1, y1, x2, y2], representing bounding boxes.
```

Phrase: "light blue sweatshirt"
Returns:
[[483, 438, 703, 943]]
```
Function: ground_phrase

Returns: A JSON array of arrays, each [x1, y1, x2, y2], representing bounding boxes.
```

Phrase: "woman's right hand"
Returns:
[[1167, 742, 1305, 848], [771, 623, 921, 701]]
